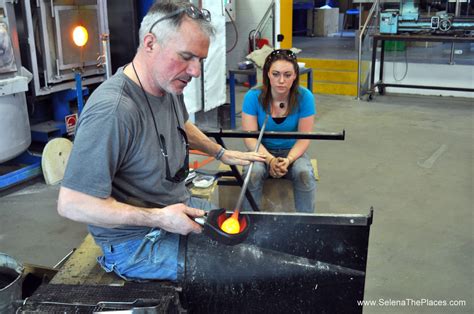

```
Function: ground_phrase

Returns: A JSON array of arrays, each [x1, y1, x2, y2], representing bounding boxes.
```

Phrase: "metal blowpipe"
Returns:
[[234, 114, 269, 211]]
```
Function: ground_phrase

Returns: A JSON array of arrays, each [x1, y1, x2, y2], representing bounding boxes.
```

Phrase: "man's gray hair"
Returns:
[[139, 1, 215, 47]]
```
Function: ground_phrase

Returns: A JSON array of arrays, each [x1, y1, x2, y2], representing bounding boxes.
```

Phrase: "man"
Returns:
[[57, 2, 264, 281]]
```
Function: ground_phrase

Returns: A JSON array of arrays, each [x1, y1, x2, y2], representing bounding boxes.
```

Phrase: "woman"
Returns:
[[241, 49, 316, 213]]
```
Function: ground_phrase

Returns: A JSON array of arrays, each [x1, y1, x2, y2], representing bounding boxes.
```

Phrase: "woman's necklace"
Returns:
[[272, 100, 288, 118]]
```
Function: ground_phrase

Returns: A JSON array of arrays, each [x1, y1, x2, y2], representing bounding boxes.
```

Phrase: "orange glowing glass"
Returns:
[[220, 211, 240, 234], [72, 26, 89, 47]]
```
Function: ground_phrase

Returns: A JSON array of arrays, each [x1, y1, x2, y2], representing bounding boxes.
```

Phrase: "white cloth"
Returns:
[[246, 45, 302, 69], [183, 1, 226, 113]]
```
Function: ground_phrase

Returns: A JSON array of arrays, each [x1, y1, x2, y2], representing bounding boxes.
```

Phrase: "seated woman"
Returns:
[[241, 49, 316, 213]]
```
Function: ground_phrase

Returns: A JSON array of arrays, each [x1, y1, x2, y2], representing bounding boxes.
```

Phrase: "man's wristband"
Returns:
[[215, 147, 226, 160]]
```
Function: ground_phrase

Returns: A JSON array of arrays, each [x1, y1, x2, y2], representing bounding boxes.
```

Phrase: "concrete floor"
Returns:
[[0, 89, 472, 313]]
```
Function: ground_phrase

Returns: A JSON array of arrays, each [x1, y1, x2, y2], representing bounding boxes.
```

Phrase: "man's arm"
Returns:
[[184, 121, 265, 165], [184, 121, 222, 157], [57, 187, 204, 235]]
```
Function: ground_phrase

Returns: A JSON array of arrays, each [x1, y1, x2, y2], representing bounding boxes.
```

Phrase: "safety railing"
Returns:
[[356, 0, 380, 100], [250, 0, 275, 51]]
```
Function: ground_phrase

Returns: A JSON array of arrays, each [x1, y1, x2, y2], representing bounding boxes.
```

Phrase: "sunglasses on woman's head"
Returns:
[[267, 49, 297, 62], [149, 5, 211, 34]]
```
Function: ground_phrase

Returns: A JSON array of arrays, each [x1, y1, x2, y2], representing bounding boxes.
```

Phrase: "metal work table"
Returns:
[[369, 33, 474, 97], [204, 129, 344, 211], [228, 67, 313, 129]]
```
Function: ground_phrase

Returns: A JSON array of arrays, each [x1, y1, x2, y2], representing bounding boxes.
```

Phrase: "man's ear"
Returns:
[[143, 33, 156, 52]]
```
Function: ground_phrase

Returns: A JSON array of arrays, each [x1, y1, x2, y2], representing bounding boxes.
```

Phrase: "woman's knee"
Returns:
[[292, 163, 316, 190]]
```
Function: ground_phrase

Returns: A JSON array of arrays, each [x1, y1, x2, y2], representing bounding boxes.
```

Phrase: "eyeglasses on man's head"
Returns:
[[149, 4, 211, 34]]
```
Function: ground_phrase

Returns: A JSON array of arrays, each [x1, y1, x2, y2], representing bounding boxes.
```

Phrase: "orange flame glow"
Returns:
[[72, 26, 88, 47]]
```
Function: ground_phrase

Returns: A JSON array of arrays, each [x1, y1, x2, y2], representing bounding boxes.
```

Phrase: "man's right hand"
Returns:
[[58, 187, 205, 235], [154, 204, 205, 235]]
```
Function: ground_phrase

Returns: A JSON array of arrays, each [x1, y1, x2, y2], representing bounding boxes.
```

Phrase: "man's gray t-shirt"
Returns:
[[62, 67, 190, 245]]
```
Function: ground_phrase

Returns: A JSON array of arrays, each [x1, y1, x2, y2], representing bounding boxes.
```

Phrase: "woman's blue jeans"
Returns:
[[96, 197, 215, 281], [242, 149, 317, 213]]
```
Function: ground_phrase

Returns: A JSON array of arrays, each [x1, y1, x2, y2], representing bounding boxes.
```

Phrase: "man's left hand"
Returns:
[[220, 150, 265, 165]]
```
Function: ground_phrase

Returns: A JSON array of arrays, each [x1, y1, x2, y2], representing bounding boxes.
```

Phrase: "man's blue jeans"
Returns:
[[96, 197, 215, 281], [242, 149, 317, 213]]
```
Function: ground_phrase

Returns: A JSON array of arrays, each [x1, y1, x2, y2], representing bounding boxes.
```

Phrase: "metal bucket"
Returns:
[[0, 253, 24, 313]]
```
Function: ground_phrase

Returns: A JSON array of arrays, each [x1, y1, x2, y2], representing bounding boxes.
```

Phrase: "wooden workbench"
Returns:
[[50, 234, 123, 285]]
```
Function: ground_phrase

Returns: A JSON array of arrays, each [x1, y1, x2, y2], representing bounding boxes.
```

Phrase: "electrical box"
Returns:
[[224, 0, 235, 23], [380, 11, 399, 34]]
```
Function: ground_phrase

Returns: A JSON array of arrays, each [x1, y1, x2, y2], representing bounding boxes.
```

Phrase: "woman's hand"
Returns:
[[268, 157, 286, 178], [275, 157, 290, 174]]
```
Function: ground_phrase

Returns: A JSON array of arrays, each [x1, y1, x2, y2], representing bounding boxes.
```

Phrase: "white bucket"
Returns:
[[0, 92, 31, 163]]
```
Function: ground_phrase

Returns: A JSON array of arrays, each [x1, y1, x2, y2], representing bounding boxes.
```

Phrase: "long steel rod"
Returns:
[[53, 249, 76, 269], [234, 115, 268, 211], [205, 130, 345, 140]]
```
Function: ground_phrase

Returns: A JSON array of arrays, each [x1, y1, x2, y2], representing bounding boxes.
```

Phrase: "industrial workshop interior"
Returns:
[[0, 0, 472, 313]]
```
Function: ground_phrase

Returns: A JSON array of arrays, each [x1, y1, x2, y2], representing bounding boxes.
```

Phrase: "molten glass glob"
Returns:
[[220, 211, 241, 234]]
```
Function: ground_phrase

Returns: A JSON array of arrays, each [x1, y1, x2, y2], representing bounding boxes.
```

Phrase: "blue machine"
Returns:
[[380, 10, 399, 34], [379, 0, 474, 34]]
